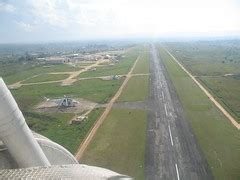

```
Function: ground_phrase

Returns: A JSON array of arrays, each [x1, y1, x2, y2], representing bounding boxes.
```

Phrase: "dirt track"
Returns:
[[8, 59, 148, 90], [75, 56, 140, 160], [61, 59, 107, 86], [8, 59, 108, 89], [163, 47, 240, 130]]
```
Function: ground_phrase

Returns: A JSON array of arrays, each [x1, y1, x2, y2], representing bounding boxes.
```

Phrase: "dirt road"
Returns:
[[163, 47, 240, 130], [61, 59, 107, 86], [8, 59, 109, 89], [75, 56, 140, 160]]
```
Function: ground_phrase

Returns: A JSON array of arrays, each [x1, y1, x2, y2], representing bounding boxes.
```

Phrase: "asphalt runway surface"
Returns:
[[145, 45, 213, 180]]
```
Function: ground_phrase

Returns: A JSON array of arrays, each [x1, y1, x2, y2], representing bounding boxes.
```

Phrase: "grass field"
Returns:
[[2, 45, 147, 167], [81, 108, 147, 180], [117, 45, 149, 102], [12, 78, 124, 110], [165, 41, 240, 76], [23, 73, 69, 83], [199, 76, 240, 122], [117, 75, 149, 102], [132, 46, 150, 74], [3, 45, 148, 173], [24, 108, 104, 154], [4, 64, 82, 84], [165, 41, 240, 131], [159, 46, 240, 180]]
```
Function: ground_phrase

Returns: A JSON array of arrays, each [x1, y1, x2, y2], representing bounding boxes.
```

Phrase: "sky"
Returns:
[[0, 0, 240, 43]]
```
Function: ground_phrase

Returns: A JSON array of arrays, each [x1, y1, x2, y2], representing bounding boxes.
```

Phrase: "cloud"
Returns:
[[1, 0, 240, 43], [0, 2, 15, 12], [12, 0, 240, 34], [28, 0, 69, 28], [26, 0, 122, 28], [16, 21, 36, 32]]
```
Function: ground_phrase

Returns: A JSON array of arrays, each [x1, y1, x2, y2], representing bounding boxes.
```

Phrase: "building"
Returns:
[[46, 56, 70, 64]]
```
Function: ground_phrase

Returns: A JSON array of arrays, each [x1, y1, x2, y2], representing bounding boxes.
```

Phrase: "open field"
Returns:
[[79, 47, 148, 179], [199, 76, 240, 122], [6, 45, 142, 157], [159, 45, 240, 180], [81, 108, 147, 180], [24, 108, 104, 154], [12, 78, 124, 110], [23, 73, 69, 83], [75, 52, 141, 160], [117, 45, 149, 102], [165, 41, 240, 76], [117, 75, 149, 102], [165, 41, 240, 124], [132, 46, 150, 74], [4, 64, 83, 84]]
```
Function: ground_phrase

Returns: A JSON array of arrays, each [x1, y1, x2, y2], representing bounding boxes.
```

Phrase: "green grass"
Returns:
[[165, 41, 240, 76], [199, 76, 240, 122], [78, 47, 140, 78], [117, 75, 149, 102], [3, 64, 82, 84], [77, 62, 95, 66], [81, 108, 147, 180], [12, 78, 124, 110], [24, 108, 104, 154], [159, 46, 240, 180], [23, 73, 69, 83], [132, 46, 150, 74]]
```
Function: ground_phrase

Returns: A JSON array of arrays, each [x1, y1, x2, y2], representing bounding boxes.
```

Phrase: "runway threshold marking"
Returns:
[[168, 124, 174, 146], [175, 163, 180, 180], [164, 104, 168, 116]]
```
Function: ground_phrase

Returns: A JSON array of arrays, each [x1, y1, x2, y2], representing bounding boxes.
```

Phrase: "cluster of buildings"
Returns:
[[37, 52, 122, 65]]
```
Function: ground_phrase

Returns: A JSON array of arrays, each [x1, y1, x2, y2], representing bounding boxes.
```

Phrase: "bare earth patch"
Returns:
[[35, 98, 98, 113]]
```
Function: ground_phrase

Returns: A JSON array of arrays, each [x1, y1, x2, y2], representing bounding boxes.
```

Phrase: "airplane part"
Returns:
[[0, 77, 131, 179], [0, 78, 50, 168]]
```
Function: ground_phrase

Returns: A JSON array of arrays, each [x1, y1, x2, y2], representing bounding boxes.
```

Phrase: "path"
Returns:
[[163, 47, 240, 129], [61, 59, 107, 86], [8, 59, 109, 89], [75, 56, 140, 160], [9, 73, 149, 88]]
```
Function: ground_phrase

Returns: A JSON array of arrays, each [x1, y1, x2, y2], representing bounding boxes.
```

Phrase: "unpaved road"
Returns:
[[8, 59, 109, 88], [61, 59, 107, 86], [164, 47, 240, 130], [75, 56, 140, 160], [145, 45, 213, 180]]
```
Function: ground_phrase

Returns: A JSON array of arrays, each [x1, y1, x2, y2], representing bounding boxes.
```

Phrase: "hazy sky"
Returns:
[[0, 0, 240, 43]]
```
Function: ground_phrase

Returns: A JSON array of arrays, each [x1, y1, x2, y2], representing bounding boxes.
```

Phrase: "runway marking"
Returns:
[[162, 91, 165, 100], [175, 163, 180, 180], [159, 81, 162, 88], [164, 104, 168, 116], [168, 124, 174, 146]]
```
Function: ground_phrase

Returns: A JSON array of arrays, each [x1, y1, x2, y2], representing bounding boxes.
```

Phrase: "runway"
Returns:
[[145, 45, 213, 180]]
